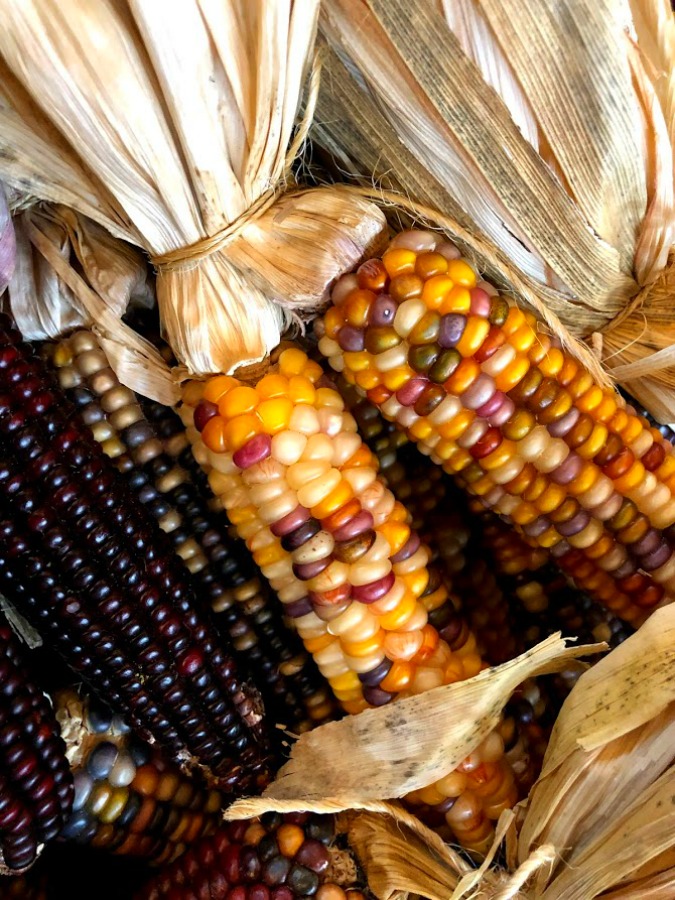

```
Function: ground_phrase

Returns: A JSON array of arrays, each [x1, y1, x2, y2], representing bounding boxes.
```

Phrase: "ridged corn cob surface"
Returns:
[[0, 618, 73, 872], [317, 230, 675, 624], [55, 691, 222, 865], [136, 812, 366, 900], [48, 331, 334, 735], [0, 313, 270, 794], [182, 348, 517, 853]]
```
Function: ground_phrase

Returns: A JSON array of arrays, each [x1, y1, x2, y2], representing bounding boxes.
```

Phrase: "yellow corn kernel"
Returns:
[[383, 248, 417, 277], [447, 258, 477, 288], [257, 398, 293, 434]]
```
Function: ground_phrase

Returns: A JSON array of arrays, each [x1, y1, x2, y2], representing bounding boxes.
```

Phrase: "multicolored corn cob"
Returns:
[[47, 331, 334, 734], [317, 230, 675, 625], [55, 691, 222, 865], [136, 811, 366, 900], [0, 617, 73, 872], [181, 349, 517, 853], [0, 313, 270, 794]]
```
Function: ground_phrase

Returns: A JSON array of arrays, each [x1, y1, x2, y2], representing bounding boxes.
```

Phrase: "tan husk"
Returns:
[[316, 0, 675, 421], [0, 0, 386, 382]]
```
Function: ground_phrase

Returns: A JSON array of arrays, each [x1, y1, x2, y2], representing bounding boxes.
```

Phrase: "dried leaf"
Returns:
[[228, 634, 601, 814]]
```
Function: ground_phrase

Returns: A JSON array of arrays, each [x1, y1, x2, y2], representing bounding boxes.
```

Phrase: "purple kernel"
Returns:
[[284, 597, 314, 618], [337, 325, 365, 352], [522, 516, 550, 538], [358, 657, 393, 686], [548, 407, 580, 437], [271, 506, 310, 537], [556, 511, 590, 537], [475, 391, 504, 419], [370, 294, 398, 327], [488, 396, 515, 428], [396, 378, 427, 407], [233, 433, 272, 469], [641, 541, 672, 571], [549, 452, 584, 486], [550, 539, 571, 558], [292, 557, 332, 581], [438, 314, 466, 348], [332, 510, 374, 542], [391, 532, 421, 563], [193, 400, 218, 432], [363, 685, 396, 706], [351, 571, 395, 603], [632, 528, 662, 557], [281, 519, 321, 552]]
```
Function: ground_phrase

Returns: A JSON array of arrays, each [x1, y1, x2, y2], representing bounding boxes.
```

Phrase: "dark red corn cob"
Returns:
[[56, 691, 223, 865], [0, 313, 271, 794], [136, 812, 368, 900], [47, 333, 336, 734], [0, 617, 73, 873]]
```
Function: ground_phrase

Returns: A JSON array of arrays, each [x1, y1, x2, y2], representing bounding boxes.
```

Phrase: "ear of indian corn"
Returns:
[[317, 231, 675, 625], [181, 348, 517, 853], [135, 811, 364, 900], [0, 615, 73, 873], [47, 332, 335, 735], [55, 690, 223, 866], [0, 313, 270, 795]]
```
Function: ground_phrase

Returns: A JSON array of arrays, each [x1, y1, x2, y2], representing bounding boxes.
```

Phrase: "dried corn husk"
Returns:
[[0, 0, 385, 382], [315, 0, 675, 421], [7, 203, 179, 405], [231, 606, 675, 899], [0, 183, 15, 293]]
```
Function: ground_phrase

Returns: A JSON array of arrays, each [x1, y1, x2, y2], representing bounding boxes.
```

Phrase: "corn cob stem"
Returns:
[[317, 232, 674, 624], [182, 348, 516, 853], [0, 617, 73, 873], [0, 314, 270, 794], [48, 332, 334, 734]]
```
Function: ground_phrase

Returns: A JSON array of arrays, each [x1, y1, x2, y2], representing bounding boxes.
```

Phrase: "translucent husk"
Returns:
[[314, 0, 675, 422], [0, 0, 386, 384], [224, 606, 675, 900]]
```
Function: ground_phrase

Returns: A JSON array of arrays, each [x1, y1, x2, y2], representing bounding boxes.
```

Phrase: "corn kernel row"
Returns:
[[139, 396, 337, 729], [48, 332, 332, 734], [55, 691, 222, 865], [317, 230, 674, 623], [0, 313, 270, 793], [181, 348, 517, 853], [137, 811, 362, 900], [0, 616, 73, 872], [336, 375, 519, 664]]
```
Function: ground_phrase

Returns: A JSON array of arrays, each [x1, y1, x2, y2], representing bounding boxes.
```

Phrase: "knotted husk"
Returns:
[[223, 606, 675, 900], [0, 0, 386, 386], [314, 0, 675, 422], [6, 202, 179, 405]]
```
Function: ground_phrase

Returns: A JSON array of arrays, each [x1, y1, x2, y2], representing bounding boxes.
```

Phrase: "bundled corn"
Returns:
[[0, 311, 271, 795], [0, 616, 73, 873], [55, 691, 222, 864], [47, 330, 335, 735], [136, 812, 366, 900], [317, 234, 675, 626]]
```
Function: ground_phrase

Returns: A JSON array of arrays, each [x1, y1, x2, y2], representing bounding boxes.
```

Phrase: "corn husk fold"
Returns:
[[0, 0, 386, 382], [315, 0, 675, 421], [0, 183, 15, 293]]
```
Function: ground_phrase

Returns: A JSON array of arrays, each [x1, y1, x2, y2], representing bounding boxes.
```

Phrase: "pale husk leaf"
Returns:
[[0, 0, 387, 378], [0, 182, 15, 293], [227, 634, 600, 814]]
